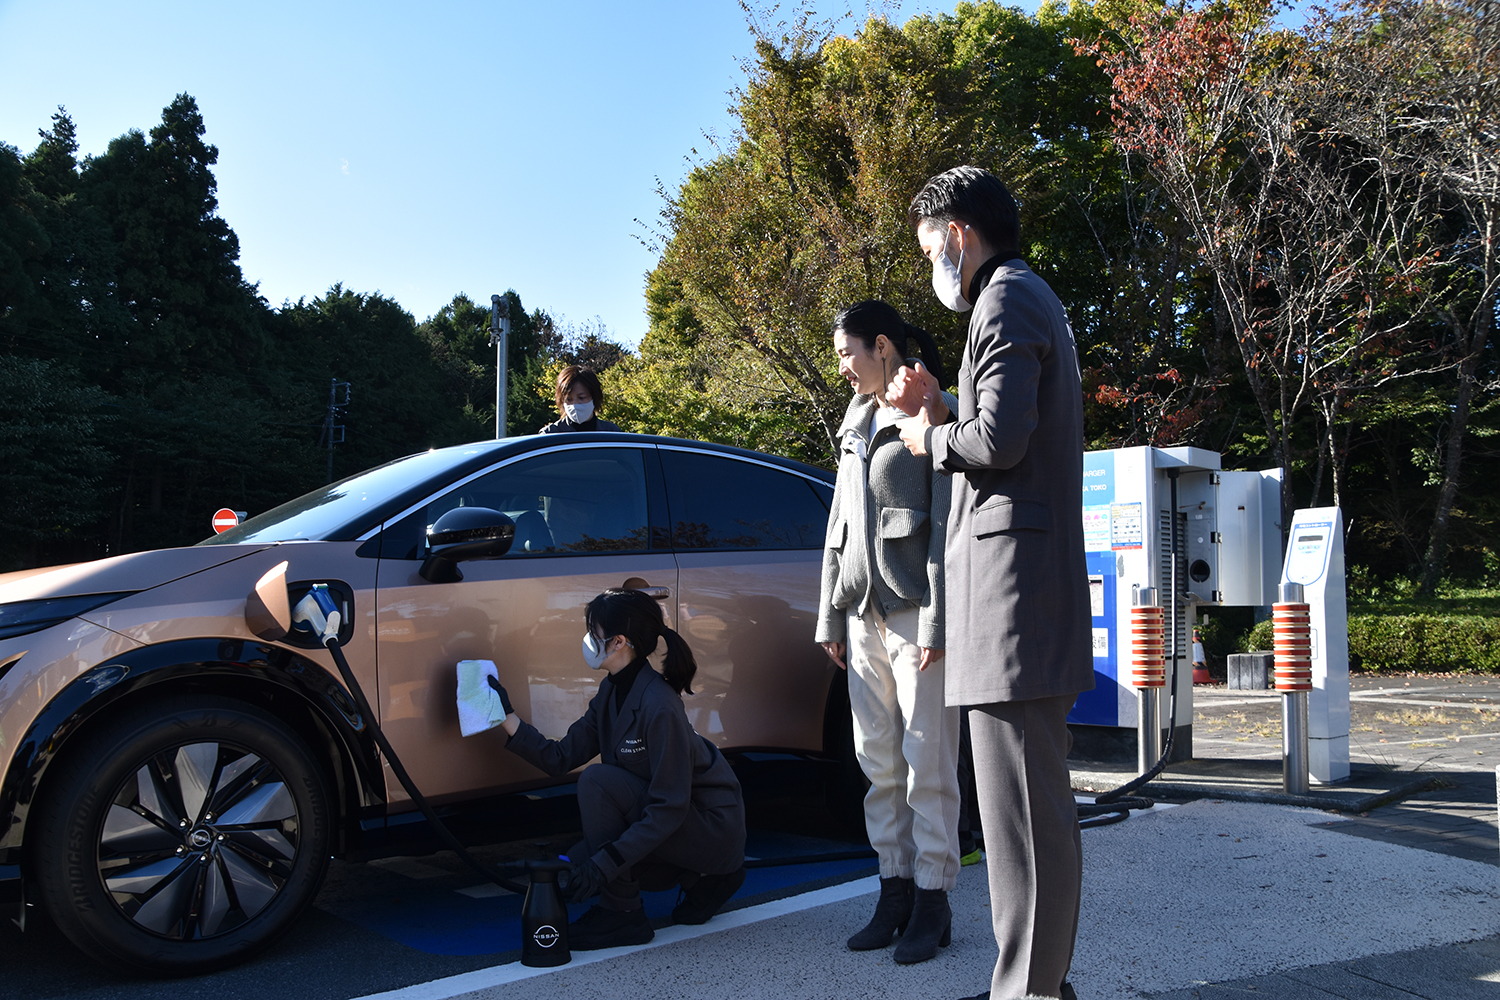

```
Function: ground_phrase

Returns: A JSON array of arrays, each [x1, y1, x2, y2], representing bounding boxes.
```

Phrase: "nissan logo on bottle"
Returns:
[[532, 924, 560, 948]]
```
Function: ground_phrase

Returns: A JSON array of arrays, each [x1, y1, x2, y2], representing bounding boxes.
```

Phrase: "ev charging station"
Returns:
[[1071, 446, 1283, 762], [1279, 508, 1351, 783]]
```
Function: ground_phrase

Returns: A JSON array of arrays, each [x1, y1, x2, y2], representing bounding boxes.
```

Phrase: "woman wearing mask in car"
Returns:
[[816, 299, 961, 965], [494, 588, 746, 950], [539, 365, 622, 433]]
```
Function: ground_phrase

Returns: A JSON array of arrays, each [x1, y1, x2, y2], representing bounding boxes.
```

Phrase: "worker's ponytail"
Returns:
[[658, 625, 698, 695], [584, 588, 698, 695]]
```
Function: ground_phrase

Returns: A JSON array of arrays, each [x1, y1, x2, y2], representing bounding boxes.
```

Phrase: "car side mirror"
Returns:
[[245, 560, 292, 640], [420, 507, 516, 584]]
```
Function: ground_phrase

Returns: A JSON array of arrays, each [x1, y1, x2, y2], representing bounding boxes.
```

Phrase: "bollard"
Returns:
[[1132, 587, 1165, 773], [1274, 582, 1312, 795]]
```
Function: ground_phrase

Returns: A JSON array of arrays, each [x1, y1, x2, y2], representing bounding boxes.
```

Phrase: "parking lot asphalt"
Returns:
[[3, 675, 1496, 999]]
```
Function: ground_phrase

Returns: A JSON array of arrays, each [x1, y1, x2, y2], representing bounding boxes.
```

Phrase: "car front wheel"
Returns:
[[31, 695, 332, 974]]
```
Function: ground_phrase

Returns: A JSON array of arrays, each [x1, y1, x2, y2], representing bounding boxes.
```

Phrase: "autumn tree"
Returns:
[[1095, 0, 1446, 528], [1304, 0, 1500, 590]]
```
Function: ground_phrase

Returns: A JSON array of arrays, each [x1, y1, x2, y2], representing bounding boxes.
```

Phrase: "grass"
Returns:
[[1345, 574, 1500, 617]]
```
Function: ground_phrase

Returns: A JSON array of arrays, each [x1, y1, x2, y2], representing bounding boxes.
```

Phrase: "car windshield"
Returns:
[[200, 443, 508, 545]]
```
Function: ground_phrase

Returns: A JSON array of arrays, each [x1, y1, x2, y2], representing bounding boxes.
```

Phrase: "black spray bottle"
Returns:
[[521, 860, 572, 967]]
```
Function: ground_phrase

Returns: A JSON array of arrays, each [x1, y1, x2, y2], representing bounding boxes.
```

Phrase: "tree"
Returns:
[[1307, 0, 1500, 591], [1094, 0, 1445, 528], [0, 357, 112, 570], [650, 1, 1167, 465]]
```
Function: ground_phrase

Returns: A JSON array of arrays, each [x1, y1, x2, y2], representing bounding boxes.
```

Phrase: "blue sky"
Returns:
[[0, 0, 973, 349]]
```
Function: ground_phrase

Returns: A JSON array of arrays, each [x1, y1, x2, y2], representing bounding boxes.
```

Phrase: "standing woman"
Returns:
[[816, 300, 961, 964], [495, 589, 746, 949], [539, 365, 621, 433]]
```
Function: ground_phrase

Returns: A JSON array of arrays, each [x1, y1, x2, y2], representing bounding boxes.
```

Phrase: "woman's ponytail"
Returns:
[[659, 626, 698, 695], [902, 321, 947, 388]]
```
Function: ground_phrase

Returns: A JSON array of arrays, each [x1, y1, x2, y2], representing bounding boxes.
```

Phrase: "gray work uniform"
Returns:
[[507, 663, 745, 909]]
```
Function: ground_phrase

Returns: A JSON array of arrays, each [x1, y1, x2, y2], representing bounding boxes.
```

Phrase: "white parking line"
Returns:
[[349, 875, 881, 1000], [1349, 695, 1500, 709]]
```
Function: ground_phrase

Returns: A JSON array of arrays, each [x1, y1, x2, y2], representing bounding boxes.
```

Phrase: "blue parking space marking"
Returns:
[[317, 833, 874, 957]]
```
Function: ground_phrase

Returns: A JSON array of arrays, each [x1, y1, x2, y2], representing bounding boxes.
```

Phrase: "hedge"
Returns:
[[1244, 614, 1500, 673]]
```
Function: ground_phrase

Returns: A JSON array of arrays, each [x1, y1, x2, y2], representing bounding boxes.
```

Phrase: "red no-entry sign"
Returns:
[[211, 508, 243, 534]]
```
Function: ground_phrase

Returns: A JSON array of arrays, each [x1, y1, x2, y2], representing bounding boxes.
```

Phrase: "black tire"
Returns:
[[31, 695, 332, 974]]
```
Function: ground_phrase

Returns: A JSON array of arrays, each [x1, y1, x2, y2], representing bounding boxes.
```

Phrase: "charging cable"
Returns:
[[291, 585, 531, 895]]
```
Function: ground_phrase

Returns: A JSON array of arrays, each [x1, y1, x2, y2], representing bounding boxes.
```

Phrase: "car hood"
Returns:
[[0, 545, 275, 605]]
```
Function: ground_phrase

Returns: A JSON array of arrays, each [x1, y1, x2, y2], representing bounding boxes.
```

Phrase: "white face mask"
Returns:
[[564, 400, 595, 424], [931, 226, 972, 313], [582, 631, 611, 670]]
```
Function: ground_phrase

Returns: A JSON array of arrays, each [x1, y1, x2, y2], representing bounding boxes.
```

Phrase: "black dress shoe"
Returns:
[[673, 864, 746, 924], [568, 904, 654, 949]]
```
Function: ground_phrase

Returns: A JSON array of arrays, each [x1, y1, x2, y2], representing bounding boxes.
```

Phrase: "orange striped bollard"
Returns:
[[1274, 583, 1311, 794], [1131, 589, 1165, 773]]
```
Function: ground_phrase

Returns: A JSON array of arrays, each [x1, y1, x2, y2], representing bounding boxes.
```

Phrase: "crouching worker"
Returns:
[[494, 588, 747, 949]]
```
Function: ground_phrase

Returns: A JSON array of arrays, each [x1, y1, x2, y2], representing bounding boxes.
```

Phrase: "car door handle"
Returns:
[[639, 587, 670, 601]]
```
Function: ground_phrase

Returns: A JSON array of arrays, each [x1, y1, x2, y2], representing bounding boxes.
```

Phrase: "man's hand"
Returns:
[[887, 361, 945, 419], [897, 412, 931, 457], [919, 647, 945, 672], [821, 641, 847, 670]]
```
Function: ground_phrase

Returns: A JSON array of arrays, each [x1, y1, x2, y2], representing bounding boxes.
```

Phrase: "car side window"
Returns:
[[659, 450, 829, 550], [421, 448, 651, 556]]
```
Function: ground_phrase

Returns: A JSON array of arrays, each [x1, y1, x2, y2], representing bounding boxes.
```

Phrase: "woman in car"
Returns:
[[539, 365, 622, 433], [495, 588, 746, 949], [816, 299, 961, 964]]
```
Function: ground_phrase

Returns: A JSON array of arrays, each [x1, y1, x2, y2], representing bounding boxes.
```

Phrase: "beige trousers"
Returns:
[[846, 602, 961, 891]]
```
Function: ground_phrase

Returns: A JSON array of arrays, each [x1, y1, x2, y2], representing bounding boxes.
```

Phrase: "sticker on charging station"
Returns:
[[1083, 507, 1111, 551], [1110, 502, 1143, 549], [1286, 521, 1333, 584], [1092, 628, 1109, 658]]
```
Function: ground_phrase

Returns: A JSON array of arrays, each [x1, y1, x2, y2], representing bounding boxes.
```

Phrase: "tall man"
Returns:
[[890, 166, 1093, 1000]]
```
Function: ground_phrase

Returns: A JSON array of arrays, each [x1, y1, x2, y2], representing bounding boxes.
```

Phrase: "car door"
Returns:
[[658, 446, 836, 752], [372, 441, 676, 804]]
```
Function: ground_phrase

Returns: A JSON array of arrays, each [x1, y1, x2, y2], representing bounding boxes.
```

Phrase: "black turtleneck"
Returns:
[[965, 250, 1023, 306], [610, 656, 650, 712]]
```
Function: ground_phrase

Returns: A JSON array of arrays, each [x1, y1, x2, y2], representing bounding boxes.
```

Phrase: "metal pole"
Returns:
[[1135, 586, 1161, 773], [1284, 690, 1310, 795], [490, 294, 509, 439]]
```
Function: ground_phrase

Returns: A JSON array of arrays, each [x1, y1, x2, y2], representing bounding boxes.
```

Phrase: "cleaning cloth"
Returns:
[[456, 659, 508, 737]]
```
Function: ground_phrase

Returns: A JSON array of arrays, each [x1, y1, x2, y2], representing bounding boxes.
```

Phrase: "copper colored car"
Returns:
[[0, 433, 848, 973]]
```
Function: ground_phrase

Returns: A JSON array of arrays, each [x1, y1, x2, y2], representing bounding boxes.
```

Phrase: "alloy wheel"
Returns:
[[97, 741, 301, 940]]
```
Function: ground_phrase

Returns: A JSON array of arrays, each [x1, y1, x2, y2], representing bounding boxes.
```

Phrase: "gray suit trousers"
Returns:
[[969, 694, 1082, 999]]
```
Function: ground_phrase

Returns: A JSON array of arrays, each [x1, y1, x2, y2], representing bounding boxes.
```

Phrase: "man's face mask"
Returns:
[[564, 399, 595, 424], [931, 225, 972, 313]]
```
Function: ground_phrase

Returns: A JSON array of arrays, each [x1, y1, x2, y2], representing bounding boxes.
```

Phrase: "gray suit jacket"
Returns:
[[927, 259, 1094, 706]]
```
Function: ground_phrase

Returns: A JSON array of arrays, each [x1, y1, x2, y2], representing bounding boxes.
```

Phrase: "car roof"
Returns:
[[204, 433, 835, 545]]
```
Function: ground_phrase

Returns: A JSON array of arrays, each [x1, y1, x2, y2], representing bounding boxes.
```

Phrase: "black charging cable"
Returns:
[[319, 635, 532, 895]]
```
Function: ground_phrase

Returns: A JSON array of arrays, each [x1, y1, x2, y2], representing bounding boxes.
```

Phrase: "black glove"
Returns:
[[565, 857, 606, 904], [486, 674, 514, 715]]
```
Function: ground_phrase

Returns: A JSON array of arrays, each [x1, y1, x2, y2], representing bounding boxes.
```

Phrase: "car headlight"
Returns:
[[0, 593, 136, 641]]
